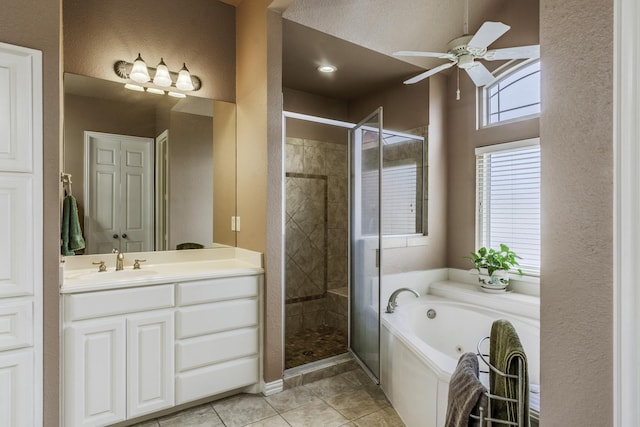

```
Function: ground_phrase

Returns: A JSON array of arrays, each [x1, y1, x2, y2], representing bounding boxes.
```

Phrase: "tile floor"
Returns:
[[132, 368, 405, 427], [285, 325, 348, 369]]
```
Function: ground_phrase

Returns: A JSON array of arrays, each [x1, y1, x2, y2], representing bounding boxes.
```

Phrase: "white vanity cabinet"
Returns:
[[175, 275, 261, 404], [63, 285, 175, 427], [62, 270, 263, 427]]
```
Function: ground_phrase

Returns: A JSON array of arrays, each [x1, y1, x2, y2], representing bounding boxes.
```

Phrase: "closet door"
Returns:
[[0, 42, 42, 427], [84, 132, 154, 254]]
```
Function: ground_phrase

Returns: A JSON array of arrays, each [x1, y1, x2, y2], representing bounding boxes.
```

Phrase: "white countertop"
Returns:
[[60, 247, 264, 293]]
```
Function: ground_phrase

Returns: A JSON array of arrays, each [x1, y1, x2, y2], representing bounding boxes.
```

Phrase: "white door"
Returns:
[[84, 132, 154, 254], [64, 319, 126, 427], [0, 42, 42, 427], [126, 311, 174, 419], [0, 351, 34, 427]]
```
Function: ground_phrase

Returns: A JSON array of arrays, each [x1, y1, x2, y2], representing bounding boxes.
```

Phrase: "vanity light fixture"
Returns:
[[129, 53, 151, 83], [114, 55, 202, 97], [176, 63, 195, 91], [317, 64, 337, 73], [124, 83, 145, 92], [152, 58, 172, 87]]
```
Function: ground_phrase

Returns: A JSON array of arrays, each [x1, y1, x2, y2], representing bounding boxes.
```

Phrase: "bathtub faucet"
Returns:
[[385, 288, 420, 313]]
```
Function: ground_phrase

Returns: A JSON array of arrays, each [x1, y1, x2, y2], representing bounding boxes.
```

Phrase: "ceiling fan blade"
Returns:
[[465, 62, 495, 87], [393, 50, 457, 61], [468, 21, 510, 50], [484, 45, 540, 61], [403, 62, 456, 84]]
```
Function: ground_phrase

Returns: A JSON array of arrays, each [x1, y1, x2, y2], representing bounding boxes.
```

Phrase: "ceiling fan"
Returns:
[[393, 21, 540, 87]]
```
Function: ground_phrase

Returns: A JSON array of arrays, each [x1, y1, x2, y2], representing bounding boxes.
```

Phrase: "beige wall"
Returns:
[[236, 0, 284, 382], [1, 1, 61, 425], [540, 0, 613, 424], [168, 111, 214, 249], [63, 94, 158, 221], [63, 0, 236, 102], [445, 0, 540, 270], [213, 100, 237, 247]]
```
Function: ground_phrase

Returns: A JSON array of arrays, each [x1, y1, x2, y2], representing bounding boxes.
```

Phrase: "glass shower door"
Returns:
[[349, 108, 382, 382]]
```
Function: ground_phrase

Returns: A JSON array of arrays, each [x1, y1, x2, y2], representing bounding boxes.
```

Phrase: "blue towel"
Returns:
[[61, 195, 85, 255]]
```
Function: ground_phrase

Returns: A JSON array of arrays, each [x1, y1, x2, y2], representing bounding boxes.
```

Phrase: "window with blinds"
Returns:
[[476, 138, 541, 276]]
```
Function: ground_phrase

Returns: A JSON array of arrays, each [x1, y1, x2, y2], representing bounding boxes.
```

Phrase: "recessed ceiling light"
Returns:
[[318, 65, 337, 73]]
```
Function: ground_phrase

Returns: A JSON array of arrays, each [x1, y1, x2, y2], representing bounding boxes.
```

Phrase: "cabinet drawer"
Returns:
[[0, 301, 33, 351], [175, 356, 259, 404], [176, 276, 259, 306], [176, 327, 258, 372], [176, 299, 257, 339], [65, 285, 174, 321]]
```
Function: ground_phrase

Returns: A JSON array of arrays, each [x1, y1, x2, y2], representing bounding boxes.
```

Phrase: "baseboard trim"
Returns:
[[262, 379, 284, 396]]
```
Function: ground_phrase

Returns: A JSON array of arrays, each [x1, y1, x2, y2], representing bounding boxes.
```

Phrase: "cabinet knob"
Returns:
[[122, 233, 128, 239], [113, 234, 119, 239]]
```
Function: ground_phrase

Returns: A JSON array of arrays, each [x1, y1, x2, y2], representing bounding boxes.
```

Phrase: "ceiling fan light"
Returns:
[[130, 53, 150, 83], [176, 63, 194, 91], [153, 58, 172, 87]]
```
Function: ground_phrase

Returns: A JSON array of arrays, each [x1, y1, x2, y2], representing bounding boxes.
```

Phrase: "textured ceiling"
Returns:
[[282, 19, 425, 100], [281, 0, 514, 100]]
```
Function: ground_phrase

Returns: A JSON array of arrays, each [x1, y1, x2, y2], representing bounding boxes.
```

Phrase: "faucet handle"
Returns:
[[92, 261, 107, 272], [133, 259, 147, 270]]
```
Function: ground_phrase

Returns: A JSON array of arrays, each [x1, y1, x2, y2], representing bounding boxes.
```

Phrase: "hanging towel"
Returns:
[[61, 195, 85, 256], [490, 319, 530, 426], [445, 352, 488, 427]]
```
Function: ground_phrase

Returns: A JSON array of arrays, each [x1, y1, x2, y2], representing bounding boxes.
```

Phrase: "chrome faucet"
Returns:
[[385, 287, 420, 313], [113, 249, 124, 271]]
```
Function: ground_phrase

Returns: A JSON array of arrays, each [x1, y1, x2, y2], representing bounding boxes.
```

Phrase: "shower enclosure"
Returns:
[[283, 110, 425, 375]]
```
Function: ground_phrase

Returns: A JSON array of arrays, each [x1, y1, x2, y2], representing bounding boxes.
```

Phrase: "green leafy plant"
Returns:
[[466, 244, 523, 276]]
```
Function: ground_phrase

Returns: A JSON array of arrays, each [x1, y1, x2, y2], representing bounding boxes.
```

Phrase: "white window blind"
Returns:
[[476, 139, 541, 276], [362, 164, 419, 236]]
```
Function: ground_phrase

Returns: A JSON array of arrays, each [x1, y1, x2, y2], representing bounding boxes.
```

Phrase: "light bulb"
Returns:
[[129, 53, 150, 83], [176, 63, 194, 91], [153, 58, 172, 87]]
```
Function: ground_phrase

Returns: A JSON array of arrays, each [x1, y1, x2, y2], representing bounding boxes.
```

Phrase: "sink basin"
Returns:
[[67, 269, 159, 282]]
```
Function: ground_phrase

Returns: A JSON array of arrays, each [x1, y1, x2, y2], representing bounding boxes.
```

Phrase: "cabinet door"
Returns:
[[0, 350, 33, 427], [0, 174, 33, 297], [64, 319, 126, 427], [0, 43, 40, 173], [127, 311, 174, 419]]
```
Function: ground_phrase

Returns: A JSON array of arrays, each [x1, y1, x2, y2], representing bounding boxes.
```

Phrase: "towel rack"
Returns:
[[61, 172, 73, 196], [470, 336, 527, 427]]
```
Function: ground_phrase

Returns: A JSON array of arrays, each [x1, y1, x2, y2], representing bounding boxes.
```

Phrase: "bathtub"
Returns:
[[381, 293, 540, 427]]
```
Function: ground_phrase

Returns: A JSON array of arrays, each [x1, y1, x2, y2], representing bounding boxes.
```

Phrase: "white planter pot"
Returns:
[[478, 268, 510, 292]]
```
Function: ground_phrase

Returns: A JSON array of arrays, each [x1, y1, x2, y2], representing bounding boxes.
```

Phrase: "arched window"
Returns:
[[482, 60, 540, 126]]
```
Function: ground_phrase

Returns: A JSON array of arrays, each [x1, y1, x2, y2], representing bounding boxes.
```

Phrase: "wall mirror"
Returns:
[[63, 73, 237, 255]]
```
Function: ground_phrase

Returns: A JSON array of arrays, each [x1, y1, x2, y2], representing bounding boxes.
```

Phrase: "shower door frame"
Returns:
[[281, 109, 385, 383]]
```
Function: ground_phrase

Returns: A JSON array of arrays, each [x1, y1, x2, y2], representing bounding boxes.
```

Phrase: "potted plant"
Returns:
[[466, 244, 523, 292]]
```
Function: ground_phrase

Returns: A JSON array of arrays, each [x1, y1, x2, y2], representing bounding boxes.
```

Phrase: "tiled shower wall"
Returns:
[[285, 137, 348, 341]]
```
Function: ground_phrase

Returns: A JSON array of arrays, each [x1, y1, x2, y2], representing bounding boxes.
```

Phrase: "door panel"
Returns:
[[85, 132, 154, 254], [349, 108, 383, 382]]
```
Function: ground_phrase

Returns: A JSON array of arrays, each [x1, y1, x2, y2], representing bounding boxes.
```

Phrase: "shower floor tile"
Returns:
[[285, 325, 348, 369]]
